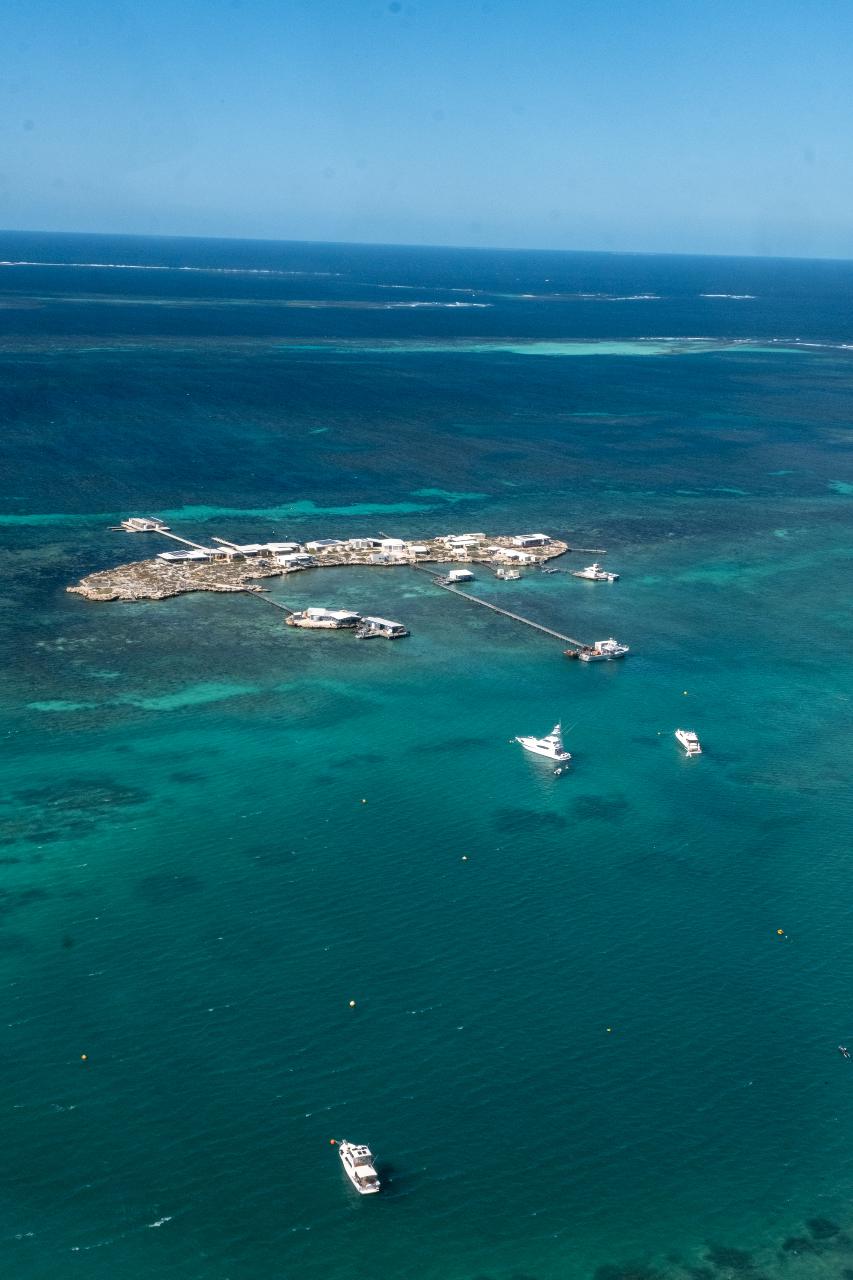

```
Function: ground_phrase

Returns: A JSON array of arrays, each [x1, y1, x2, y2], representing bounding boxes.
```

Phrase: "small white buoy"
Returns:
[[349, 1000, 356, 1008]]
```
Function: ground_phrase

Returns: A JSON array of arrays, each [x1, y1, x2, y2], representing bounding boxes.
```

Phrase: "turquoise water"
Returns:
[[1, 233, 853, 1279]]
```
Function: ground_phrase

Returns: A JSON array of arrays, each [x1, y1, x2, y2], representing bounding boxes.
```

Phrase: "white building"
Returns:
[[305, 539, 345, 552], [122, 517, 170, 532], [512, 534, 549, 548], [157, 549, 213, 562], [379, 537, 406, 552], [447, 568, 475, 582], [304, 607, 360, 624], [348, 537, 384, 550], [276, 552, 316, 569], [495, 548, 537, 563]]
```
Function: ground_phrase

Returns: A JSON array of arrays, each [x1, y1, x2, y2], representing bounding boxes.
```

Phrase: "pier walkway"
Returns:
[[244, 591, 294, 614], [410, 565, 584, 649]]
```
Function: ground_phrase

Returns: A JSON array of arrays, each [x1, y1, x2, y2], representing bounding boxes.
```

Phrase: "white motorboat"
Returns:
[[515, 722, 572, 764], [577, 638, 630, 662], [338, 1140, 381, 1194], [571, 562, 619, 582], [675, 729, 702, 756]]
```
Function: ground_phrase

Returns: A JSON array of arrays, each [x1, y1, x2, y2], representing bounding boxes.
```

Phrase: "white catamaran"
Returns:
[[515, 722, 572, 764]]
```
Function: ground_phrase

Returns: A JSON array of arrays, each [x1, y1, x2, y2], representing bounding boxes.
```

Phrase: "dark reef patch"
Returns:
[[807, 1218, 841, 1240], [705, 1244, 754, 1271], [494, 807, 568, 833], [16, 778, 148, 811], [573, 793, 631, 822], [169, 770, 208, 784], [0, 887, 50, 917], [782, 1237, 816, 1254], [0, 776, 148, 848]]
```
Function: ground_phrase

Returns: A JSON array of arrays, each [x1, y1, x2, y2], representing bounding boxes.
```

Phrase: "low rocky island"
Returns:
[[67, 529, 569, 603], [67, 556, 285, 602]]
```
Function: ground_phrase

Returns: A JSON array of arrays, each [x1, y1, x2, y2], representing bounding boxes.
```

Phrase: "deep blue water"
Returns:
[[1, 232, 852, 1280]]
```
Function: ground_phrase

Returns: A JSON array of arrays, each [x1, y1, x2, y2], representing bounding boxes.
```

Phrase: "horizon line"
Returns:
[[2, 226, 853, 267]]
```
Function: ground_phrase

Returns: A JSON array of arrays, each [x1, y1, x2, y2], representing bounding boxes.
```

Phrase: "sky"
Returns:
[[3, 0, 853, 257]]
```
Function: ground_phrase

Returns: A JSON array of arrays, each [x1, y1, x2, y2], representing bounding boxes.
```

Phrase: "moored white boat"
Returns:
[[675, 728, 702, 756], [571, 562, 619, 582], [577, 638, 630, 662], [515, 722, 572, 764], [338, 1140, 381, 1194]]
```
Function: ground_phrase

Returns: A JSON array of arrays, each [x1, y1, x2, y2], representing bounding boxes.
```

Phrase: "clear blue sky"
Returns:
[[3, 0, 853, 256]]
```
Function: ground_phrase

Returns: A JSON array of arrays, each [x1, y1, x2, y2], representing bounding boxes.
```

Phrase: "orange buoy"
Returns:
[[330, 1138, 336, 1145], [777, 929, 785, 935]]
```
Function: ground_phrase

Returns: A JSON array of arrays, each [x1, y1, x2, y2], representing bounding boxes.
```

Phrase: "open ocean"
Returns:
[[1, 231, 852, 1280]]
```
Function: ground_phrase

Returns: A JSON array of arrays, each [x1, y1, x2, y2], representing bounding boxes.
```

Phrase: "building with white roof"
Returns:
[[348, 537, 384, 550], [157, 549, 214, 562], [276, 552, 316, 568], [512, 534, 549, 547], [494, 547, 537, 563]]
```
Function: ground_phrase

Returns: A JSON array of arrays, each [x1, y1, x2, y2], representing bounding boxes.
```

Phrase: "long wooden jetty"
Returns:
[[245, 591, 293, 614], [409, 565, 584, 648], [439, 583, 585, 648]]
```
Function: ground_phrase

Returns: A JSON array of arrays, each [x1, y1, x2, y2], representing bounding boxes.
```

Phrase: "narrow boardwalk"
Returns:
[[410, 565, 585, 648], [245, 591, 293, 615]]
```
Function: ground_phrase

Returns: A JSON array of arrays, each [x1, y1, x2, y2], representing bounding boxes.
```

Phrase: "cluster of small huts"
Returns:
[[151, 531, 556, 571]]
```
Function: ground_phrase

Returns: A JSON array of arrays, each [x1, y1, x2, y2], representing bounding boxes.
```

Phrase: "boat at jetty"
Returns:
[[574, 638, 630, 662], [515, 722, 572, 764], [338, 1141, 381, 1194], [286, 608, 361, 629], [495, 566, 521, 580], [675, 729, 702, 756], [571, 562, 619, 582], [355, 616, 409, 639]]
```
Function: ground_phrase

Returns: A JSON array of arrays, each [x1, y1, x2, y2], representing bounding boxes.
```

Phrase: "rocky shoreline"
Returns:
[[66, 557, 286, 602]]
